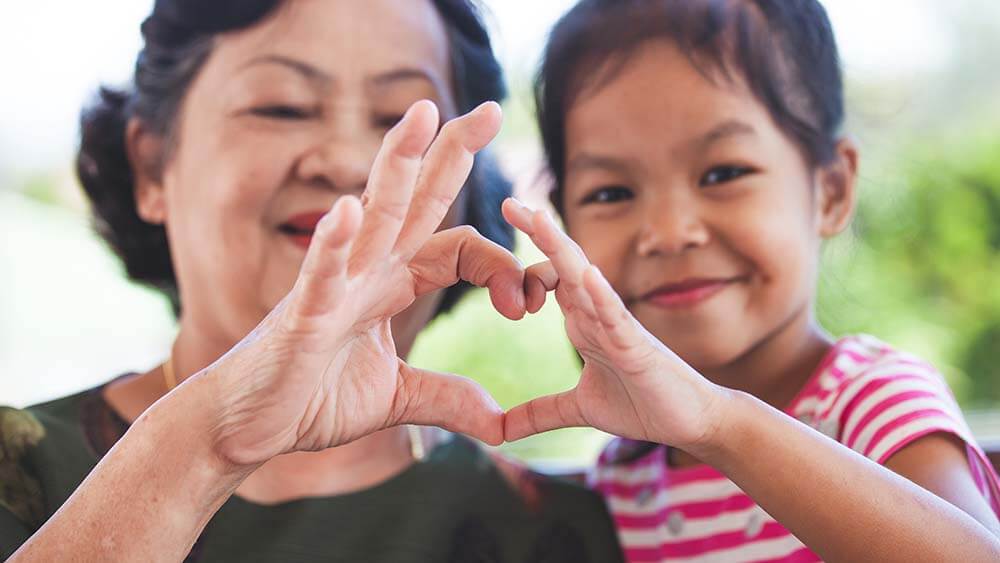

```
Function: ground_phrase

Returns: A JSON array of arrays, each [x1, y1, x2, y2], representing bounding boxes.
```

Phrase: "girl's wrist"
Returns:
[[681, 383, 749, 463]]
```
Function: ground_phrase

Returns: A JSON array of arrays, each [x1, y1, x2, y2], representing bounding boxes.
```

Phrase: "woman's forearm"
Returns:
[[694, 391, 1000, 562], [10, 372, 255, 562]]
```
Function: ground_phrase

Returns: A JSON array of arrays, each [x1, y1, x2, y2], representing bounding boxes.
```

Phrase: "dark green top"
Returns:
[[0, 381, 623, 562]]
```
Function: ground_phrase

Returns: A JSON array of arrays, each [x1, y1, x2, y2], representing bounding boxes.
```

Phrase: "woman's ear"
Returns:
[[816, 138, 859, 238], [126, 118, 167, 225]]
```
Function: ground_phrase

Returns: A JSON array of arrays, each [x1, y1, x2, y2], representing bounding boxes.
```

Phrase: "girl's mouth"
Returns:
[[641, 277, 745, 309]]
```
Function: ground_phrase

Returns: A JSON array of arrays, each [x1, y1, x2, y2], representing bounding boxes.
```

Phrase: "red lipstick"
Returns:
[[279, 211, 327, 249]]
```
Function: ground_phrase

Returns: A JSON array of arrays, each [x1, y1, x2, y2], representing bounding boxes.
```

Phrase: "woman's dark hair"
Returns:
[[537, 0, 845, 214], [77, 0, 512, 316]]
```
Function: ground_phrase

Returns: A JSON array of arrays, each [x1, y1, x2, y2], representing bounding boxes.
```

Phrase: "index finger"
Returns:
[[392, 102, 502, 259]]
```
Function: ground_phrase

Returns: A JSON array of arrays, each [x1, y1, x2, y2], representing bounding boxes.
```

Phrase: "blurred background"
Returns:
[[1, 0, 998, 465]]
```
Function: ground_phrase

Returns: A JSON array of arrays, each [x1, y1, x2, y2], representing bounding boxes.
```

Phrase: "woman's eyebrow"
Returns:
[[240, 54, 332, 86], [370, 67, 448, 93]]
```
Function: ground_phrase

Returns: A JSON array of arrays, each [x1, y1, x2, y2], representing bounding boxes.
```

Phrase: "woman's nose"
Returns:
[[295, 133, 377, 194]]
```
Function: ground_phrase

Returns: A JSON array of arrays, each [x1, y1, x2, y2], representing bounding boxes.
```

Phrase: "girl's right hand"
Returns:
[[501, 200, 732, 453], [191, 100, 527, 468]]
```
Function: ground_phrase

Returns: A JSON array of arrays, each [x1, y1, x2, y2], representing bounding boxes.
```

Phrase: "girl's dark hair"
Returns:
[[537, 0, 845, 214], [77, 0, 512, 316]]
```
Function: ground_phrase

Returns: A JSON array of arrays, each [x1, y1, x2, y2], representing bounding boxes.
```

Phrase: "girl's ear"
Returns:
[[816, 138, 859, 238], [126, 118, 168, 225]]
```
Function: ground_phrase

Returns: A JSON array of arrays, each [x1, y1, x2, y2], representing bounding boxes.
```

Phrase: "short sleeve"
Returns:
[[0, 406, 47, 554], [829, 361, 973, 464], [0, 506, 33, 560]]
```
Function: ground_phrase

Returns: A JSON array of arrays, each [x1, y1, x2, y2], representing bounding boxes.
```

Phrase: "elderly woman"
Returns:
[[0, 0, 622, 561]]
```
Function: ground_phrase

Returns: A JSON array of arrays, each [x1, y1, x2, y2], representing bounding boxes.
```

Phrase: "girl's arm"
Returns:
[[502, 200, 1000, 562]]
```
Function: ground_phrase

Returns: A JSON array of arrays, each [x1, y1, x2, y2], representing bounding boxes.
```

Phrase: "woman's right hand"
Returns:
[[192, 100, 524, 468]]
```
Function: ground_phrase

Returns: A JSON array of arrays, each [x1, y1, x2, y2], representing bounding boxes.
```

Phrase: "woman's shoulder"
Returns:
[[0, 387, 114, 529]]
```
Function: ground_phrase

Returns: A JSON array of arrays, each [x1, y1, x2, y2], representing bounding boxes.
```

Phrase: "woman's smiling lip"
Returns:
[[640, 277, 744, 309], [278, 210, 329, 249]]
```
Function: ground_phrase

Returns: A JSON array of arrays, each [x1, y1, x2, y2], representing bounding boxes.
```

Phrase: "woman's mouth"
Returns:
[[640, 277, 744, 309], [278, 211, 327, 249]]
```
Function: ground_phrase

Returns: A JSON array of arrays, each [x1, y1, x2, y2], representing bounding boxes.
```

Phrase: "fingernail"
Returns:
[[510, 197, 532, 212]]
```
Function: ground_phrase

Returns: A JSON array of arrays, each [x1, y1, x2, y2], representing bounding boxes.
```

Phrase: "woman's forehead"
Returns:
[[212, 0, 452, 87]]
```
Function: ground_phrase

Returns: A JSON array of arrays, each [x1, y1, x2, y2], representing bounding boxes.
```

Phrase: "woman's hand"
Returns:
[[501, 199, 730, 452], [197, 100, 524, 467]]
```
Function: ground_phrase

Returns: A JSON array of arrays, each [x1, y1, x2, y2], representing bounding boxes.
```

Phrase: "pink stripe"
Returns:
[[659, 521, 791, 557], [597, 470, 724, 498], [757, 546, 821, 563], [862, 409, 957, 458], [818, 370, 925, 422], [613, 494, 758, 528], [844, 388, 938, 447]]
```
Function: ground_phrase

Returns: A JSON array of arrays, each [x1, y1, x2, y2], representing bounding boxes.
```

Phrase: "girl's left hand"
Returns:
[[501, 199, 731, 451]]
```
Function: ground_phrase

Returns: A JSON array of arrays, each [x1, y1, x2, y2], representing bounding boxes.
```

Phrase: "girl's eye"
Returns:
[[249, 105, 314, 120], [581, 186, 634, 205], [700, 165, 754, 187]]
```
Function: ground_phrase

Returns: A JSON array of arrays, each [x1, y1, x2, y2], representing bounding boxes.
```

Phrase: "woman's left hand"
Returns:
[[501, 199, 730, 452]]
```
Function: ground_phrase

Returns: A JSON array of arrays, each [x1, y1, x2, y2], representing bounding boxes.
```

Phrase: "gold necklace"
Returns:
[[162, 356, 177, 391], [162, 356, 426, 461]]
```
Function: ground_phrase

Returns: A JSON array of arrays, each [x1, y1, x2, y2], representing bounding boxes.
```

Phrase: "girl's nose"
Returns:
[[635, 195, 710, 257]]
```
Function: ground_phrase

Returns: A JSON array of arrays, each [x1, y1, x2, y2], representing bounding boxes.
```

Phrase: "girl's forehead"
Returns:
[[565, 42, 772, 155]]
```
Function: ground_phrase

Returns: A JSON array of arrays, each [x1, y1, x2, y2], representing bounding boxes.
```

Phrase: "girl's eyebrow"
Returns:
[[697, 120, 757, 149], [566, 152, 634, 176]]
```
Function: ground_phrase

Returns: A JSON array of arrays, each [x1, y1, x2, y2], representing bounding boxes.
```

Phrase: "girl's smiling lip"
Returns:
[[278, 210, 328, 249], [640, 276, 746, 309]]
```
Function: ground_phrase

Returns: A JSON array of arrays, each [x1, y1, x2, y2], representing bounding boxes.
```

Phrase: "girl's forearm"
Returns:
[[9, 372, 256, 562], [692, 390, 1000, 562]]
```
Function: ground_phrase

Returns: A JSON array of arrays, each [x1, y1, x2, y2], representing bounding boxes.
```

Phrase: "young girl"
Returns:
[[501, 0, 1000, 560]]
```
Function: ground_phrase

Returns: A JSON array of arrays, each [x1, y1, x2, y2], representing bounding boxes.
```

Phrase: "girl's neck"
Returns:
[[702, 305, 833, 412]]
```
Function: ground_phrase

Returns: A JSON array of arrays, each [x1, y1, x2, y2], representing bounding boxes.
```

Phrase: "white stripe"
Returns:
[[840, 376, 953, 444], [867, 416, 972, 463], [592, 462, 661, 486], [675, 531, 807, 563], [606, 479, 742, 514], [618, 505, 775, 547], [851, 397, 959, 455], [818, 362, 942, 432]]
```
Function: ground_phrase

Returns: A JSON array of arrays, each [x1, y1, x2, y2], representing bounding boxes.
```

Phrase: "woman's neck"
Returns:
[[104, 314, 420, 504]]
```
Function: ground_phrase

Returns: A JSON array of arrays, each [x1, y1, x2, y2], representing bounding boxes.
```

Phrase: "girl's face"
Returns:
[[561, 41, 854, 372], [133, 0, 460, 356]]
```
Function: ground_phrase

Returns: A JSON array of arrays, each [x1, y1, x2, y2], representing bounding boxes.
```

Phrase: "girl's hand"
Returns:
[[197, 101, 523, 467], [502, 199, 730, 452]]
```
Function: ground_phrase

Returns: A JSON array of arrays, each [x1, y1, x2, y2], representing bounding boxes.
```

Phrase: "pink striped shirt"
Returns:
[[591, 335, 1000, 562]]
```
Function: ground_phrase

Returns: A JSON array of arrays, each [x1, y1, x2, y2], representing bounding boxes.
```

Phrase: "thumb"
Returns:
[[391, 363, 505, 446], [503, 390, 587, 442]]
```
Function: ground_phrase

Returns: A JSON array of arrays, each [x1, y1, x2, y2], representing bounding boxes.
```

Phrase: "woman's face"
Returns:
[[138, 0, 460, 355]]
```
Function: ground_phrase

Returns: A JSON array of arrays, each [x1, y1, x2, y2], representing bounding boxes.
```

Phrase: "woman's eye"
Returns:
[[249, 105, 314, 120], [374, 115, 406, 130], [700, 165, 753, 187], [581, 186, 634, 205]]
